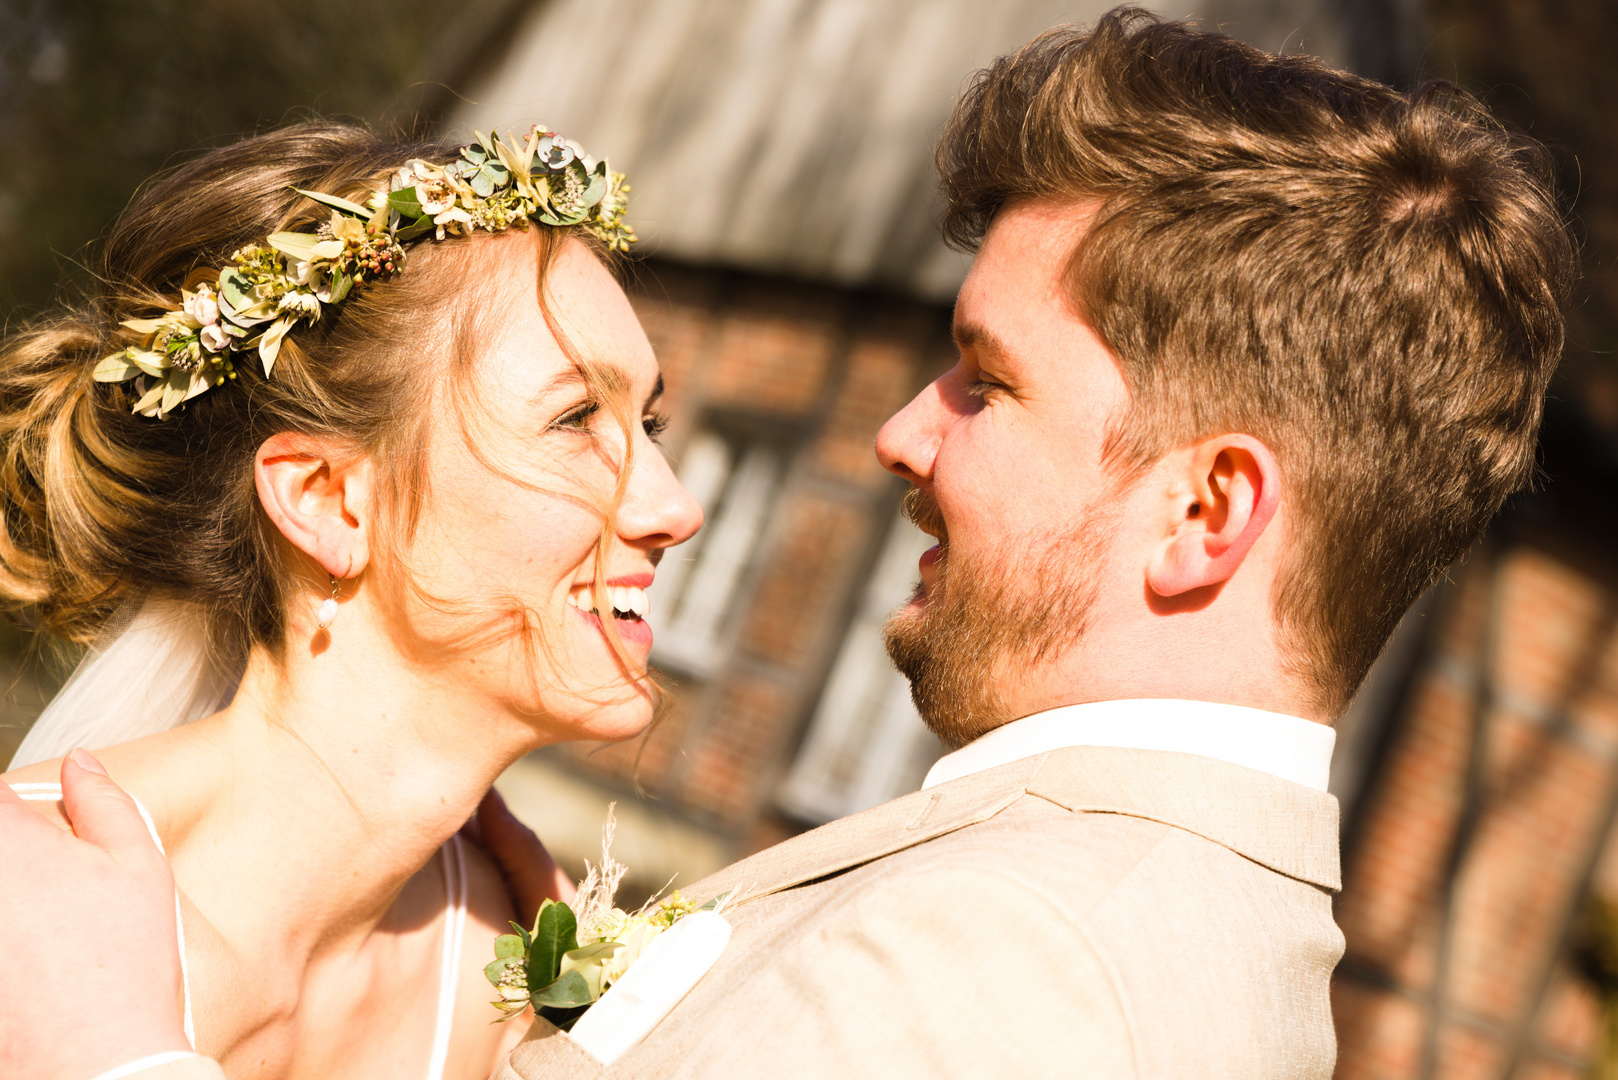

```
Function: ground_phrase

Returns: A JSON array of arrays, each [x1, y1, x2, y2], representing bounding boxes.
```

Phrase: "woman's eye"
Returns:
[[642, 413, 670, 442], [553, 400, 601, 432]]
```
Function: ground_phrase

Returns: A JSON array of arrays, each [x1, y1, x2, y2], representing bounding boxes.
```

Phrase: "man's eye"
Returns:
[[643, 413, 670, 442], [966, 379, 1003, 399], [553, 401, 601, 431]]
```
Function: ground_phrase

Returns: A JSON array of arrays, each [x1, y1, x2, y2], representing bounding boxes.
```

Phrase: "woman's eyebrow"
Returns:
[[542, 370, 590, 392], [644, 374, 665, 411]]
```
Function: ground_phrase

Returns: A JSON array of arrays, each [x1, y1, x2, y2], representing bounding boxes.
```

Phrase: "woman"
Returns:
[[1, 120, 701, 1080]]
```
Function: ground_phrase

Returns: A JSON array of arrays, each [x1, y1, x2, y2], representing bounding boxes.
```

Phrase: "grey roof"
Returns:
[[453, 0, 1374, 301]]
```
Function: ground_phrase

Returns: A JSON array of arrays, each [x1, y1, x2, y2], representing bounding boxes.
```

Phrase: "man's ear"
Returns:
[[1146, 434, 1280, 598], [254, 433, 374, 579]]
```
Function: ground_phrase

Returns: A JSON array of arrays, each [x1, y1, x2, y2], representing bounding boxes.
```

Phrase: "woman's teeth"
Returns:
[[567, 584, 650, 619]]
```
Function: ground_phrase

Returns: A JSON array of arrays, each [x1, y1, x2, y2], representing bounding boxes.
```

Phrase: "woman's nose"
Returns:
[[618, 441, 703, 550]]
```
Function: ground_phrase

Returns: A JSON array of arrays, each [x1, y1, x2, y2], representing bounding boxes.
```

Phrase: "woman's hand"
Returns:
[[0, 750, 191, 1080], [463, 786, 576, 927]]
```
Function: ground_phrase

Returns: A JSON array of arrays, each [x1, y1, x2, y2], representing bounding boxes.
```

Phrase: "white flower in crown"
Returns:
[[199, 323, 232, 352], [416, 180, 457, 217], [184, 283, 219, 327]]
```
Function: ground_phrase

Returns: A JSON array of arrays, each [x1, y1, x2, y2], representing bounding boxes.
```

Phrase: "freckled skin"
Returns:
[[2, 232, 706, 1080]]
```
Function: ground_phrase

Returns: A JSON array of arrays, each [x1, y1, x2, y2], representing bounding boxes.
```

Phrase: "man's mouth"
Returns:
[[567, 584, 651, 623]]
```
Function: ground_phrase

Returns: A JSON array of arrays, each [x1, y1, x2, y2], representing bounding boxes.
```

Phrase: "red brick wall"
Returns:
[[1335, 528, 1618, 1078]]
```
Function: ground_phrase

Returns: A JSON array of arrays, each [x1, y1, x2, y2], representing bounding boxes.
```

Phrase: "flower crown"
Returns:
[[95, 127, 634, 418]]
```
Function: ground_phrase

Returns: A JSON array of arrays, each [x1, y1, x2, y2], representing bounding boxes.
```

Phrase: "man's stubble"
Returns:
[[883, 487, 1117, 750]]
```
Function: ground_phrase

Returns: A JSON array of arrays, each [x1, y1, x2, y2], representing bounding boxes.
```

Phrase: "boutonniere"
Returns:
[[484, 809, 727, 1031]]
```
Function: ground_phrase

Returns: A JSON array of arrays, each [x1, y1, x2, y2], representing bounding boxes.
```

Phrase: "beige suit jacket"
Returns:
[[498, 745, 1345, 1079]]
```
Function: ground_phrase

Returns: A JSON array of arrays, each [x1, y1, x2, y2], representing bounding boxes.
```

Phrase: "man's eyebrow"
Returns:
[[953, 319, 1011, 359]]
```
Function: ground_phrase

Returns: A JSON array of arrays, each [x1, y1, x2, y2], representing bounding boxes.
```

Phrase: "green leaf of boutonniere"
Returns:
[[493, 933, 525, 961], [532, 969, 594, 1009], [558, 940, 623, 1000], [527, 899, 579, 990], [292, 187, 371, 218]]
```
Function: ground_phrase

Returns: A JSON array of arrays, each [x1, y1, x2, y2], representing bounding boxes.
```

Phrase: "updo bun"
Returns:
[[0, 120, 563, 664]]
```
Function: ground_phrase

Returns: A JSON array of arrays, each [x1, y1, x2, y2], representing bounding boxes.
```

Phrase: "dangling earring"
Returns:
[[317, 574, 340, 629]]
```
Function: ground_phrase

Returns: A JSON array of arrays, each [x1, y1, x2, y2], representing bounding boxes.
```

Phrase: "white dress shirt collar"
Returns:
[[921, 698, 1336, 792]]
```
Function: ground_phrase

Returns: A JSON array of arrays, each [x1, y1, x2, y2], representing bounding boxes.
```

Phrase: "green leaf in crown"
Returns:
[[94, 125, 635, 419]]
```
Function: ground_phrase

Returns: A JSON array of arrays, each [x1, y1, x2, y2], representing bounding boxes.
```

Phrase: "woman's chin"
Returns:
[[568, 700, 656, 744]]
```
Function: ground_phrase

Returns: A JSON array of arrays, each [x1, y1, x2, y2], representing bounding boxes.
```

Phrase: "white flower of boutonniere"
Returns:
[[484, 807, 729, 1031]]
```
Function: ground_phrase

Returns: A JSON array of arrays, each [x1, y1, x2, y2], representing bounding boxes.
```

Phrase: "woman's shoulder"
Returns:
[[4, 732, 201, 835], [3, 758, 73, 828]]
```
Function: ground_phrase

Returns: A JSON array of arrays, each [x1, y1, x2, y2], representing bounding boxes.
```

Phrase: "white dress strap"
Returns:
[[424, 833, 469, 1080], [11, 782, 196, 1049]]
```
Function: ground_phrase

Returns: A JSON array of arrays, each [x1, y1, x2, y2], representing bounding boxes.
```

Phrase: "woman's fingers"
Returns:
[[0, 753, 190, 1080], [474, 787, 577, 923], [60, 749, 170, 873]]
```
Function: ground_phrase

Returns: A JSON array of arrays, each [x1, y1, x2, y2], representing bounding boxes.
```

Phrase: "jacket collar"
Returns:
[[689, 744, 1341, 906]]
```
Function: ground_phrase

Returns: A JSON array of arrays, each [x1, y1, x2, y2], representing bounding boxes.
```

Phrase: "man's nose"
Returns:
[[876, 377, 946, 484], [619, 442, 704, 552]]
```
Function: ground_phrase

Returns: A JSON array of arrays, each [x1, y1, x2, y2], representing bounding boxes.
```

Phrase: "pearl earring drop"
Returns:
[[317, 574, 340, 629]]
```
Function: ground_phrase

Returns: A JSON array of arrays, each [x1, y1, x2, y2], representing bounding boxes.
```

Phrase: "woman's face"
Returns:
[[406, 231, 701, 744]]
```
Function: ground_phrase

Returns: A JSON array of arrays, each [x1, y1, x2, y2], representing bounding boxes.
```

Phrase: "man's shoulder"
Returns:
[[778, 784, 1325, 939], [830, 788, 1176, 911], [688, 744, 1341, 910]]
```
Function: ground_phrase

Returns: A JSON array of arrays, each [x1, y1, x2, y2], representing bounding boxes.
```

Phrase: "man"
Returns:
[[0, 9, 1574, 1078]]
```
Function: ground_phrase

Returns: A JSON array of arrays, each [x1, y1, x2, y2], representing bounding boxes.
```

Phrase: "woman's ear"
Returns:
[[1146, 434, 1280, 599], [254, 433, 374, 579]]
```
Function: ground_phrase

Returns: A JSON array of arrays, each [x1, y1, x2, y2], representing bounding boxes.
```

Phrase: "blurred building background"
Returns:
[[3, 1, 1618, 1077]]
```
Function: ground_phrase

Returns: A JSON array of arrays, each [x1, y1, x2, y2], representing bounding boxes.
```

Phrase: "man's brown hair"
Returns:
[[936, 7, 1576, 714]]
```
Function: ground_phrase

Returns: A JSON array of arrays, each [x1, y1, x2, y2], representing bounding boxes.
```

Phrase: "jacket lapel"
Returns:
[[685, 753, 1047, 906]]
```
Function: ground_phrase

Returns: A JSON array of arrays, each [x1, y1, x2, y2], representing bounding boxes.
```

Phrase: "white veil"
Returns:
[[8, 595, 240, 770]]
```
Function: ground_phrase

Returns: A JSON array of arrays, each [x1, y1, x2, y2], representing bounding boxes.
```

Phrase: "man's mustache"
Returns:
[[902, 487, 947, 547]]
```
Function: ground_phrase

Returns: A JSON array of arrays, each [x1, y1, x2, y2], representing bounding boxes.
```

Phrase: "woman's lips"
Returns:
[[572, 605, 654, 650]]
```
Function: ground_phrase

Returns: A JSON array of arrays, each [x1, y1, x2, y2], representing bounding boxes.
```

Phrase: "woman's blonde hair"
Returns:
[[0, 120, 627, 677]]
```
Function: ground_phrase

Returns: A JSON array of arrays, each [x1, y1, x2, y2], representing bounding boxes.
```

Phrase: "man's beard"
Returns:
[[883, 487, 1115, 750]]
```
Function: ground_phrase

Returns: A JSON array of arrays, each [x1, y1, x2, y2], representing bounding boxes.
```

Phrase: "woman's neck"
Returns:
[[143, 616, 541, 964]]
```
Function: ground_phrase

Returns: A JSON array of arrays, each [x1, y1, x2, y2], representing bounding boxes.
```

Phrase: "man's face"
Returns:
[[877, 200, 1134, 746]]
